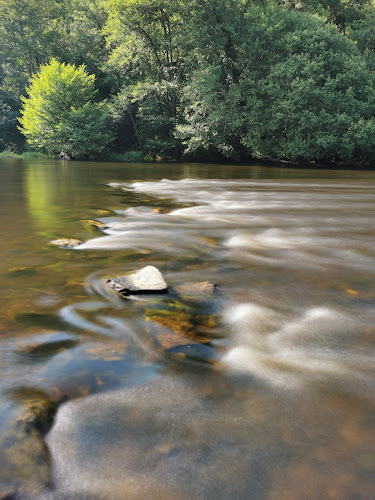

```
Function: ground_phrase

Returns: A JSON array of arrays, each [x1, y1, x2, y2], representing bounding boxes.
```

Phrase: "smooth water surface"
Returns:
[[0, 158, 374, 499]]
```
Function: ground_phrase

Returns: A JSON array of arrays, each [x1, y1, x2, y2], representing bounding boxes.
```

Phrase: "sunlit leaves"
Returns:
[[18, 59, 114, 158]]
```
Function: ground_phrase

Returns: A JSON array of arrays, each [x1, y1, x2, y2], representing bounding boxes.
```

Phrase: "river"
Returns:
[[0, 158, 374, 499]]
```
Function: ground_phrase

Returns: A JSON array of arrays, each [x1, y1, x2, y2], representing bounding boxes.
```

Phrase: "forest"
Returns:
[[0, 0, 374, 166]]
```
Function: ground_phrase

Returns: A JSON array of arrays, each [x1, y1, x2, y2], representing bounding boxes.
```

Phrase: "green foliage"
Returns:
[[273, 1, 373, 30], [0, 148, 17, 158], [178, 3, 375, 164], [0, 0, 110, 151], [0, 0, 109, 95], [240, 8, 375, 163], [103, 0, 185, 156], [347, 4, 375, 68], [0, 94, 23, 152], [104, 0, 184, 76], [0, 0, 374, 165], [57, 103, 114, 159], [18, 59, 114, 159], [107, 150, 145, 162], [19, 151, 48, 158]]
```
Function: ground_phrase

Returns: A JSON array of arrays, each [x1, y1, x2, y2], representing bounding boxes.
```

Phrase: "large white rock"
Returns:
[[107, 265, 168, 295]]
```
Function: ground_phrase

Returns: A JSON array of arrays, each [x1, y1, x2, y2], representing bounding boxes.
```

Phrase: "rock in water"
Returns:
[[81, 219, 108, 231], [49, 238, 82, 249], [174, 281, 217, 299], [107, 266, 168, 295], [0, 396, 57, 498]]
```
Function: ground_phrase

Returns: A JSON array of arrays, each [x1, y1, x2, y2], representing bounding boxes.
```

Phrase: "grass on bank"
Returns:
[[0, 149, 48, 159]]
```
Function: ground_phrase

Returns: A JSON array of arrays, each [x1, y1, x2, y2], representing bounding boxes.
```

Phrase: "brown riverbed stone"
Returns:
[[174, 281, 217, 299]]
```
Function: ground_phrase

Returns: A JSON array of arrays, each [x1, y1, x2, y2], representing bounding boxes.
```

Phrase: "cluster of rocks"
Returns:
[[106, 265, 217, 301], [107, 265, 217, 298], [25, 212, 222, 497], [106, 265, 220, 364], [48, 218, 110, 249]]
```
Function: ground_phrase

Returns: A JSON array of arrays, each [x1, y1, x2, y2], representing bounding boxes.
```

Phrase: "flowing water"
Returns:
[[0, 158, 374, 499]]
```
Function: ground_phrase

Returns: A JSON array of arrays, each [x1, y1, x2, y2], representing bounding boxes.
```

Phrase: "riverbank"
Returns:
[[1, 148, 374, 170]]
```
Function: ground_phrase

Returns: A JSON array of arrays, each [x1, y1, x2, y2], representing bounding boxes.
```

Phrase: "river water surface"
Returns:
[[0, 159, 374, 499]]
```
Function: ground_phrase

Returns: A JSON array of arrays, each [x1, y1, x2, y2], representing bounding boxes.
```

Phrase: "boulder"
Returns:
[[107, 266, 168, 295]]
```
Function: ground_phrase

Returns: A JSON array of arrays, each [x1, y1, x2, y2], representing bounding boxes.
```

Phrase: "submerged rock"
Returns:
[[174, 281, 217, 299], [15, 398, 57, 436], [141, 297, 222, 363], [164, 342, 218, 363], [0, 393, 57, 497], [81, 219, 108, 231], [7, 266, 36, 277], [147, 323, 218, 364], [107, 266, 168, 295], [145, 303, 222, 345], [49, 238, 82, 249], [14, 332, 79, 362]]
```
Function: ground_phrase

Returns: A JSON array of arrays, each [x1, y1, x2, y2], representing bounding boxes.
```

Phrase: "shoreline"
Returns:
[[0, 151, 374, 171]]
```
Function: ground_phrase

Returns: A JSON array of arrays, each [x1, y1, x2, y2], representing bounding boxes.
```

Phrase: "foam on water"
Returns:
[[77, 179, 375, 380], [222, 303, 374, 389], [76, 179, 375, 274], [81, 178, 375, 383]]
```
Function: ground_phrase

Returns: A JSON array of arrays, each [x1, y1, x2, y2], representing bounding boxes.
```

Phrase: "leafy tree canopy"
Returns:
[[18, 59, 114, 158], [0, 0, 374, 165], [177, 2, 375, 163]]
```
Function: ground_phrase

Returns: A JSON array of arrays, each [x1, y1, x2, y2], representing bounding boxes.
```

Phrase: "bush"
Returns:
[[20, 151, 48, 158], [0, 149, 17, 158]]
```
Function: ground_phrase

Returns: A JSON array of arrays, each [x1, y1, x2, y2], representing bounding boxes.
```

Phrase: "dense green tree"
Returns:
[[274, 0, 372, 29], [347, 3, 375, 68], [0, 0, 108, 94], [18, 59, 114, 158], [0, 0, 374, 165], [175, 0, 250, 159], [240, 6, 375, 163], [0, 0, 109, 150], [0, 92, 24, 152], [0, 0, 67, 93], [178, 3, 375, 164], [103, 0, 185, 155]]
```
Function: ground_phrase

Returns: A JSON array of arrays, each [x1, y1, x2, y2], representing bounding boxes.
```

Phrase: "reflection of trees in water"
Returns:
[[26, 161, 79, 230]]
